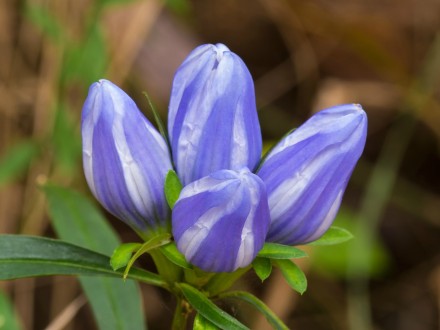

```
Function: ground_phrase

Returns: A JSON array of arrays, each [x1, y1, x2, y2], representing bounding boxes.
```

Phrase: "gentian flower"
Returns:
[[81, 80, 172, 236], [172, 168, 270, 272], [168, 43, 262, 186], [81, 43, 367, 273], [257, 104, 367, 245]]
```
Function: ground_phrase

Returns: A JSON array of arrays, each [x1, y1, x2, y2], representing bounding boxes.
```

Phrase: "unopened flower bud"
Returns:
[[82, 79, 172, 234], [172, 168, 270, 272], [258, 104, 367, 245]]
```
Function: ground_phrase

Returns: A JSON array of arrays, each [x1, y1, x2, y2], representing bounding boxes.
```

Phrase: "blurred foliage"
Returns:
[[311, 209, 389, 278], [0, 141, 39, 186], [165, 0, 190, 16], [51, 104, 82, 173], [24, 3, 65, 43], [0, 291, 21, 330], [44, 185, 146, 329]]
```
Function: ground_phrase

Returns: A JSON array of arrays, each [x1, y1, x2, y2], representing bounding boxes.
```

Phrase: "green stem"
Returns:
[[171, 296, 190, 330], [184, 267, 216, 288], [203, 266, 251, 297], [150, 249, 183, 286]]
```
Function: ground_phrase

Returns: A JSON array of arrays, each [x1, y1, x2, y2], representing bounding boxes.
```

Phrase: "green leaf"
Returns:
[[52, 104, 81, 172], [24, 4, 64, 43], [43, 185, 118, 254], [110, 243, 142, 270], [79, 277, 144, 330], [0, 141, 39, 186], [0, 290, 22, 330], [218, 291, 289, 330], [62, 24, 107, 85], [99, 0, 139, 6], [273, 260, 307, 295], [252, 257, 272, 282], [160, 242, 192, 269], [258, 242, 307, 259], [43, 185, 148, 330], [165, 0, 191, 16], [143, 91, 169, 145], [123, 233, 171, 279], [165, 170, 183, 208], [0, 235, 166, 288], [178, 283, 249, 330], [308, 226, 354, 246], [311, 212, 389, 277], [193, 313, 220, 330]]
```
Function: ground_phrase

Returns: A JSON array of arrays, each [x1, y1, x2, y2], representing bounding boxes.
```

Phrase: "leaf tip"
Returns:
[[165, 170, 183, 209]]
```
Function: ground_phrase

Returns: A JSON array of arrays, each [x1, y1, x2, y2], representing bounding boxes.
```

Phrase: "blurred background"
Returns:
[[1, 0, 439, 329]]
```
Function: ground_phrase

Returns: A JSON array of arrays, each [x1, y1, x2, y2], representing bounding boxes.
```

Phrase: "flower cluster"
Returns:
[[81, 44, 367, 273]]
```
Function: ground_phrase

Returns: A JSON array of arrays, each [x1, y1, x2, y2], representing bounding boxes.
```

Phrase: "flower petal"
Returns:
[[82, 79, 172, 234], [168, 44, 262, 185], [172, 168, 270, 272], [258, 104, 368, 245]]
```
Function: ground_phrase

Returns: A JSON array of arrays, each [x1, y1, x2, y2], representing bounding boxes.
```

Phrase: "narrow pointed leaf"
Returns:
[[193, 313, 220, 330], [252, 257, 272, 282], [110, 243, 142, 270], [123, 233, 171, 279], [178, 283, 249, 330], [273, 260, 307, 295], [308, 226, 354, 246], [164, 170, 183, 209], [0, 235, 166, 288], [258, 243, 307, 259], [143, 91, 169, 145], [218, 291, 289, 330]]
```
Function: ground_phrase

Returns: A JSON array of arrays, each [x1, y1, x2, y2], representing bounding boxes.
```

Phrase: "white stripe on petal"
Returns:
[[82, 114, 96, 197], [266, 111, 358, 162], [177, 184, 243, 261], [178, 174, 237, 200], [177, 206, 225, 260], [231, 100, 248, 169], [304, 190, 343, 242], [176, 94, 213, 184], [234, 179, 260, 269], [112, 115, 153, 218], [268, 148, 335, 220], [145, 121, 169, 154]]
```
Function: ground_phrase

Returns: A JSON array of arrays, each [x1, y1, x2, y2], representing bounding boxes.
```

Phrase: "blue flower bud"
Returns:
[[81, 79, 173, 235], [168, 44, 262, 186], [172, 168, 270, 272], [258, 104, 367, 245]]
